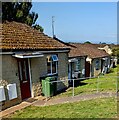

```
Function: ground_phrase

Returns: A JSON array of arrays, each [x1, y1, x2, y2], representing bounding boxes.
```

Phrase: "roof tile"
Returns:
[[1, 21, 69, 50], [69, 43, 109, 58]]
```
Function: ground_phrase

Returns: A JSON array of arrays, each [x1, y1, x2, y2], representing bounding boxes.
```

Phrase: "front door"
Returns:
[[101, 59, 105, 73], [85, 61, 90, 77], [17, 58, 31, 100]]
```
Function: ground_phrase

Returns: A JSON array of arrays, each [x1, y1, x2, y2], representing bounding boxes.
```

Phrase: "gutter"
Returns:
[[0, 49, 70, 55]]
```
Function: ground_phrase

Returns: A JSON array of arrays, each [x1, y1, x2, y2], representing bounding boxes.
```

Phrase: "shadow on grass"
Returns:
[[55, 81, 88, 96], [107, 68, 114, 74], [68, 80, 88, 87], [75, 81, 88, 87]]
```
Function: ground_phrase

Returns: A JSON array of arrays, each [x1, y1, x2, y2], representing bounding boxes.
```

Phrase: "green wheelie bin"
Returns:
[[42, 77, 56, 97]]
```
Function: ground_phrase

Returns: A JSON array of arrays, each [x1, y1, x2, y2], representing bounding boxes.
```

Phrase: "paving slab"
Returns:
[[0, 101, 31, 118], [0, 96, 45, 118]]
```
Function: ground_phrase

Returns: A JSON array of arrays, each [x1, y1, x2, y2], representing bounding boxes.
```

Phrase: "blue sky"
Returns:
[[31, 2, 117, 44]]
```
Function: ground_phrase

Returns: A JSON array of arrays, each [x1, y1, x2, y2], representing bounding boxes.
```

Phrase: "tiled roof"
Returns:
[[1, 21, 70, 50], [69, 43, 109, 58], [68, 44, 87, 58]]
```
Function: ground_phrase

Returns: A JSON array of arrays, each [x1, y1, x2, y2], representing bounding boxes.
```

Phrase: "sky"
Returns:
[[31, 2, 117, 44]]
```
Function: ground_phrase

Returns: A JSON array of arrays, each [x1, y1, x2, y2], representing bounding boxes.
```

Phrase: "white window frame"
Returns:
[[47, 55, 58, 75]]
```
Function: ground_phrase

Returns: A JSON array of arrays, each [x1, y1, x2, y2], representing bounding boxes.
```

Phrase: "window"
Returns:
[[18, 59, 29, 81], [47, 62, 51, 74], [95, 59, 99, 70], [75, 59, 80, 71], [47, 55, 58, 75]]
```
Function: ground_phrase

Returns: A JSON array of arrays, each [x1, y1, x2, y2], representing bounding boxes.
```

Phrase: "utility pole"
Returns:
[[52, 16, 55, 38]]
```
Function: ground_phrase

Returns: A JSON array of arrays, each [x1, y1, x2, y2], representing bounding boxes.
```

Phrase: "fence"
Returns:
[[43, 75, 118, 101]]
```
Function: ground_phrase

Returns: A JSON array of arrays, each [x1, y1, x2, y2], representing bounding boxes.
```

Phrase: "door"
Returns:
[[68, 63, 72, 79], [68, 63, 73, 86], [85, 61, 90, 77], [17, 58, 31, 100], [101, 59, 105, 73]]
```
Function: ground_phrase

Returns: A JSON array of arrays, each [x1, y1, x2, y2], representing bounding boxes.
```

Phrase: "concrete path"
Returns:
[[0, 96, 45, 118], [0, 101, 31, 118], [32, 92, 116, 106], [1, 92, 116, 118]]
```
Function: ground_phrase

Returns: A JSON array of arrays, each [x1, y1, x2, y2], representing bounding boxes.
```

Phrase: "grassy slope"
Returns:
[[9, 97, 117, 118], [54, 66, 118, 98], [6, 66, 118, 118]]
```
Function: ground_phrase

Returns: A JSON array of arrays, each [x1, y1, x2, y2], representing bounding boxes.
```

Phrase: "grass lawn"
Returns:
[[8, 97, 117, 118], [54, 65, 118, 98], [5, 66, 118, 119]]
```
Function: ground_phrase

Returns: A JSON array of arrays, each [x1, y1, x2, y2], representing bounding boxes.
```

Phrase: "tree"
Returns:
[[84, 41, 91, 44], [32, 24, 44, 32], [2, 2, 43, 32], [99, 42, 106, 44], [112, 47, 119, 63]]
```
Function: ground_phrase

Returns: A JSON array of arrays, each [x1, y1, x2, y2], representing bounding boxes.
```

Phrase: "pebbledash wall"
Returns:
[[0, 51, 69, 110], [31, 52, 69, 97], [91, 58, 102, 77], [0, 55, 22, 110], [91, 56, 111, 77]]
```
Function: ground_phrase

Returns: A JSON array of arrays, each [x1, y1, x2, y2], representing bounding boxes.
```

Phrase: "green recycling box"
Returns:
[[42, 77, 56, 97]]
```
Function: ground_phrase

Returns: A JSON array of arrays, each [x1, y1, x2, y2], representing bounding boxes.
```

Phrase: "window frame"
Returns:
[[47, 55, 58, 75]]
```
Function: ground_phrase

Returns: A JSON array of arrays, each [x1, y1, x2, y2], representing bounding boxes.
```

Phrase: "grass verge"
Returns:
[[7, 97, 117, 118], [54, 65, 118, 98]]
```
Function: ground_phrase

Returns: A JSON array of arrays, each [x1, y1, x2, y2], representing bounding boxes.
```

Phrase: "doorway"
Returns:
[[17, 58, 31, 100]]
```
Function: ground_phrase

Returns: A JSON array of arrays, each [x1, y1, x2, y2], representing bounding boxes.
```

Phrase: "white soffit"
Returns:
[[69, 58, 78, 62], [13, 52, 44, 58]]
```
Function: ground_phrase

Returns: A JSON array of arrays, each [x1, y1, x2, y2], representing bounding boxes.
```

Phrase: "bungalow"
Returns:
[[0, 21, 70, 110], [91, 43, 118, 68], [68, 44, 87, 81], [98, 44, 118, 70], [68, 43, 111, 78]]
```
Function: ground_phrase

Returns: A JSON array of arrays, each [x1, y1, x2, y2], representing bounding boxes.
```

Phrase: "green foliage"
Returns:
[[112, 47, 119, 56], [112, 47, 119, 63], [84, 41, 92, 44], [33, 24, 44, 32], [9, 97, 117, 118], [2, 2, 43, 32], [99, 42, 107, 44]]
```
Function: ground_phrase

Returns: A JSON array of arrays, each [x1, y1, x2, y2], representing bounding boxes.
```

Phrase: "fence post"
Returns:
[[97, 76, 99, 93], [72, 79, 74, 97]]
